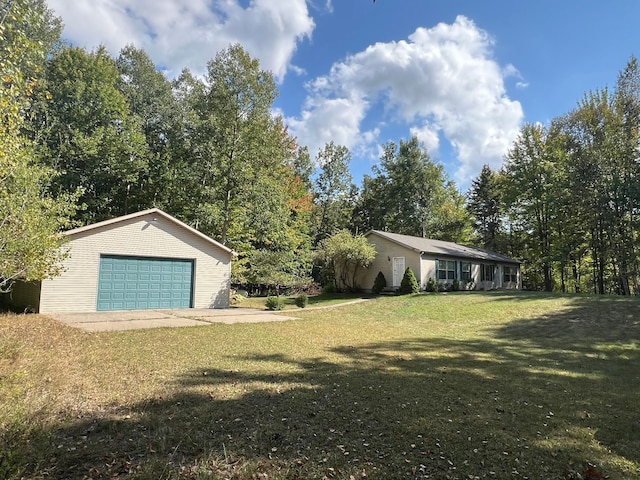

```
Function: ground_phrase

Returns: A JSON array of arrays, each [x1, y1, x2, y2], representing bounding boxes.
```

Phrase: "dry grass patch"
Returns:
[[1, 292, 639, 479]]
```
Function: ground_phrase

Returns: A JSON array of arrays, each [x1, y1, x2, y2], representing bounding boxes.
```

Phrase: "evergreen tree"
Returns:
[[399, 267, 420, 294], [467, 165, 502, 251], [372, 271, 387, 294]]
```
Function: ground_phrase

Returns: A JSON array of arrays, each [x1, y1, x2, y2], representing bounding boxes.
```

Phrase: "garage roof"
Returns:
[[65, 208, 235, 255]]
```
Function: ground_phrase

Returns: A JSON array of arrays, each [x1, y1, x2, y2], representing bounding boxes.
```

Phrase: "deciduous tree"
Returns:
[[315, 230, 376, 292], [355, 136, 470, 241], [312, 142, 355, 243], [38, 45, 148, 223], [0, 0, 76, 290]]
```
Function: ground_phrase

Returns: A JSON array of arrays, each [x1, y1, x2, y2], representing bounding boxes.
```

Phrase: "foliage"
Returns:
[[294, 293, 308, 308], [502, 123, 561, 292], [315, 230, 376, 292], [37, 45, 148, 224], [265, 295, 284, 310], [399, 267, 420, 294], [494, 56, 640, 295], [244, 248, 312, 294], [425, 276, 439, 292], [355, 136, 471, 242], [372, 271, 387, 294], [115, 45, 181, 211], [312, 142, 356, 244], [230, 289, 248, 305], [467, 164, 503, 251], [234, 291, 365, 310], [175, 45, 313, 284], [0, 0, 77, 290]]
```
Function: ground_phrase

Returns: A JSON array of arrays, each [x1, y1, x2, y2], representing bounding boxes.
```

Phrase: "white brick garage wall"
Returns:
[[38, 209, 233, 313]]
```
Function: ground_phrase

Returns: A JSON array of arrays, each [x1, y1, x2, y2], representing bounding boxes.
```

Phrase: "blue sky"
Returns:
[[47, 0, 640, 191]]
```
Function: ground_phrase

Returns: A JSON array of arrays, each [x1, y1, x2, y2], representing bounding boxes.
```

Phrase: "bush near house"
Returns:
[[399, 267, 420, 294], [295, 293, 308, 308], [425, 277, 438, 292], [265, 296, 284, 310], [372, 271, 387, 294]]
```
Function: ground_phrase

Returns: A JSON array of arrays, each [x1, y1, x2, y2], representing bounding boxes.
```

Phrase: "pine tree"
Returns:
[[467, 165, 502, 251], [399, 267, 420, 294]]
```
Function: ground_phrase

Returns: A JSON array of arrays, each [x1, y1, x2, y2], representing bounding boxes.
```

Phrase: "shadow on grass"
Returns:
[[7, 296, 640, 479]]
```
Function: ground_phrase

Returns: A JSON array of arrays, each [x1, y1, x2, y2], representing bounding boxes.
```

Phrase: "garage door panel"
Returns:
[[98, 256, 193, 311]]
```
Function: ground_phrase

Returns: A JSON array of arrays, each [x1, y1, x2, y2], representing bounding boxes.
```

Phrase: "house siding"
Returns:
[[358, 231, 522, 292], [39, 212, 231, 313], [356, 235, 422, 290], [421, 254, 520, 290]]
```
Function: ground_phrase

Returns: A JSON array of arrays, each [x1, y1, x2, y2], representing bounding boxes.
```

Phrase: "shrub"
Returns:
[[425, 277, 438, 292], [295, 293, 308, 308], [399, 267, 420, 294], [372, 271, 387, 294], [452, 279, 460, 291], [322, 283, 336, 294], [230, 289, 246, 305], [265, 296, 284, 311]]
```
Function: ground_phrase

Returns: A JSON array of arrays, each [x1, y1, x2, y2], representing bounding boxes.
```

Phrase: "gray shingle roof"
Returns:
[[367, 230, 521, 264]]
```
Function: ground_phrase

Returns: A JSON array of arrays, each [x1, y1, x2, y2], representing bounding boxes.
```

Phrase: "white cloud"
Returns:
[[504, 63, 529, 89], [410, 125, 440, 155], [286, 95, 369, 158], [287, 15, 523, 185], [47, 0, 315, 80]]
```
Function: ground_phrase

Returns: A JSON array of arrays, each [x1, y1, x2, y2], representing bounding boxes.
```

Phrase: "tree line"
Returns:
[[3, 0, 640, 295], [469, 58, 640, 295]]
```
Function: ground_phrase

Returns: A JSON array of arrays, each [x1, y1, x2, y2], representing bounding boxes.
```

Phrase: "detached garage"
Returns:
[[18, 208, 234, 313]]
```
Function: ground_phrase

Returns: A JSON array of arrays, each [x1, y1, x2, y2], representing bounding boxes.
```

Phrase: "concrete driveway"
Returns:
[[49, 308, 299, 332]]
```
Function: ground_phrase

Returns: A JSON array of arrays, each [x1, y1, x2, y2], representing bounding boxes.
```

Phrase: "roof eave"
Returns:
[[64, 208, 235, 255], [366, 230, 423, 253]]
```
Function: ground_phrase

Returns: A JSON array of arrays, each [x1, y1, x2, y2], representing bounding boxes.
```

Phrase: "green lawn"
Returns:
[[1, 291, 639, 479], [233, 292, 374, 310]]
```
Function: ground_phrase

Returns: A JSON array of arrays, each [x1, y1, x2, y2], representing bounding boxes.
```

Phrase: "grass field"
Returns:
[[1, 291, 639, 479], [233, 292, 373, 310]]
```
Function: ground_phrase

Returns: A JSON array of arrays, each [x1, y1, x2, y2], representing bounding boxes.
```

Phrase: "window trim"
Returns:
[[504, 265, 517, 283], [436, 259, 457, 281], [460, 261, 472, 282], [481, 264, 494, 282]]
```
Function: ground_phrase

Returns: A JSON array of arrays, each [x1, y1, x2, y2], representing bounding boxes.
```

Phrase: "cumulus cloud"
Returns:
[[47, 0, 315, 80], [287, 15, 523, 185]]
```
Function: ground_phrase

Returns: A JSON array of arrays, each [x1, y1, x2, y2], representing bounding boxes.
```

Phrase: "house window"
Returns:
[[481, 264, 494, 282], [437, 260, 456, 280], [504, 265, 517, 283], [461, 262, 471, 282]]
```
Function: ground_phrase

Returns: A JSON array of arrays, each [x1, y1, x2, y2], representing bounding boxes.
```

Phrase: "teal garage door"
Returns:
[[97, 255, 193, 311]]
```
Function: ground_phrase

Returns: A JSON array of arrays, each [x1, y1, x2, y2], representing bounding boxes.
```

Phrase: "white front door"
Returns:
[[392, 257, 405, 287]]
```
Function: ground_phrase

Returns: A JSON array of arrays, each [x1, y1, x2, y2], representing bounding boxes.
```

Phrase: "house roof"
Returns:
[[65, 208, 235, 255], [367, 230, 521, 264]]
